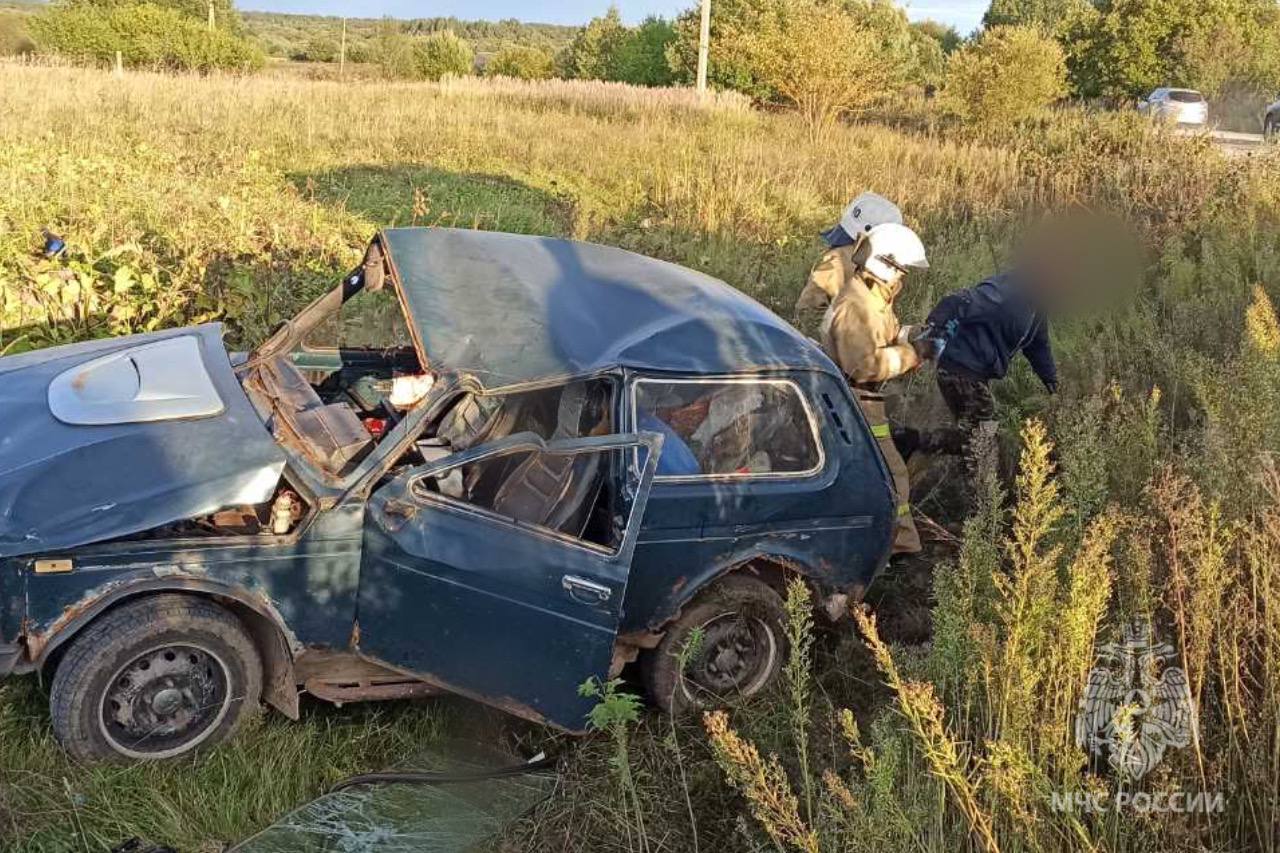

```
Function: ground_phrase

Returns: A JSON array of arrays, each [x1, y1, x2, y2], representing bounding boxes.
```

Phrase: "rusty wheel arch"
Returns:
[[31, 582, 301, 720], [614, 554, 835, 667]]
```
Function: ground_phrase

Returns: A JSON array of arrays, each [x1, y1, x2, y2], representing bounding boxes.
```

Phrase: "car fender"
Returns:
[[644, 539, 852, 635], [22, 571, 302, 718]]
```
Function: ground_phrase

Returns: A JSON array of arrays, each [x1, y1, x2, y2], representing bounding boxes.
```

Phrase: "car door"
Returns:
[[355, 431, 661, 731]]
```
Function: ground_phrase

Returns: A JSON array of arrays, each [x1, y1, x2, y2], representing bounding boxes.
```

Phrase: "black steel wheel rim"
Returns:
[[99, 643, 231, 758], [682, 611, 777, 700]]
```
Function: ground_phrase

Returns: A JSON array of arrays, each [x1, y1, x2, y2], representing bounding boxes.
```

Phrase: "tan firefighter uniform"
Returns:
[[800, 244, 922, 555]]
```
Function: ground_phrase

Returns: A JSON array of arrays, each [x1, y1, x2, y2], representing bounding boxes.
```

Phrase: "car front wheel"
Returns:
[[643, 575, 788, 714], [49, 594, 262, 762], [1266, 116, 1279, 140]]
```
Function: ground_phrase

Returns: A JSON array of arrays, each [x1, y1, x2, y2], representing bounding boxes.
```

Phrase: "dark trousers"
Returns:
[[935, 367, 999, 488]]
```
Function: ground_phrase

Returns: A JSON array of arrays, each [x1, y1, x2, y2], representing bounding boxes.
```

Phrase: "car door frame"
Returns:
[[354, 430, 663, 730]]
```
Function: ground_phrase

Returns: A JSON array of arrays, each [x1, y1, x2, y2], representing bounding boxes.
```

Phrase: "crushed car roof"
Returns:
[[379, 228, 835, 391]]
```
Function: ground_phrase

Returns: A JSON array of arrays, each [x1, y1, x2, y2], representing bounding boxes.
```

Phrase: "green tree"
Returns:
[[30, 1, 261, 70], [412, 30, 473, 80], [668, 0, 925, 101], [1062, 0, 1280, 100], [610, 16, 676, 86], [983, 0, 1089, 30], [722, 0, 911, 132], [912, 18, 961, 54], [942, 24, 1067, 130], [555, 6, 629, 79], [61, 0, 243, 33]]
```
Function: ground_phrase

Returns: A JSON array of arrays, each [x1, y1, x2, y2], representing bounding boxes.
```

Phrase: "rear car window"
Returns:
[[632, 379, 822, 479], [1168, 90, 1204, 103]]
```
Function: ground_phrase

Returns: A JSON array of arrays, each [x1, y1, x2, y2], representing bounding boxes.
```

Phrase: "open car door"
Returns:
[[356, 431, 662, 731]]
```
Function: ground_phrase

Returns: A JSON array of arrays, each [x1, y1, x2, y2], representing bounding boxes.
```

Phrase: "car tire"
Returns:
[[642, 575, 788, 715], [1266, 116, 1279, 140], [49, 594, 262, 762]]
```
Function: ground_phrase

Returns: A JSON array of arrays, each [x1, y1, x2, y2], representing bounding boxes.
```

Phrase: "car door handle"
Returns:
[[562, 575, 612, 605]]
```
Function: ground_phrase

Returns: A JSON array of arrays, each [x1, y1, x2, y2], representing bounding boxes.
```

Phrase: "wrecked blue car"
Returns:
[[0, 228, 896, 761]]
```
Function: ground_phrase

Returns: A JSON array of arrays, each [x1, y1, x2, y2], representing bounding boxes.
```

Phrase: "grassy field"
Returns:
[[2, 63, 1280, 852]]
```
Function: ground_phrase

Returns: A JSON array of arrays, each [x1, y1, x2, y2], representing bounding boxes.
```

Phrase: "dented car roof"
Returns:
[[379, 228, 836, 391]]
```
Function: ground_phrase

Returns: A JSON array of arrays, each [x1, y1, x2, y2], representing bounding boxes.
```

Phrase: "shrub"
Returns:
[[0, 11, 35, 56], [411, 30, 473, 80], [610, 16, 676, 86], [721, 0, 908, 133], [293, 32, 339, 63], [30, 3, 263, 71], [941, 25, 1067, 131], [486, 44, 553, 80]]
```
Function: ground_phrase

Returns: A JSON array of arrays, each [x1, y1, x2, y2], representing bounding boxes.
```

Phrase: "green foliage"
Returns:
[[982, 0, 1089, 30], [555, 9, 676, 87], [1062, 0, 1280, 100], [243, 11, 575, 61], [411, 29, 473, 80], [911, 18, 961, 54], [942, 25, 1067, 131], [61, 0, 243, 33], [486, 44, 553, 79], [555, 6, 627, 80], [292, 30, 338, 62], [30, 2, 262, 70], [609, 16, 676, 87], [669, 0, 930, 110]]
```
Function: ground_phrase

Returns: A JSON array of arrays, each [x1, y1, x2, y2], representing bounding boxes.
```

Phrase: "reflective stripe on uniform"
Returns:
[[897, 503, 911, 517], [871, 423, 892, 439]]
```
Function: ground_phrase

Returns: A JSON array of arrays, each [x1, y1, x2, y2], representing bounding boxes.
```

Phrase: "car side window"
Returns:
[[631, 378, 822, 479], [412, 444, 634, 553]]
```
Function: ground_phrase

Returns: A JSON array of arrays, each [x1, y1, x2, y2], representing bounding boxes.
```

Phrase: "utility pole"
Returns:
[[207, 0, 215, 31], [339, 17, 347, 78], [696, 0, 710, 94]]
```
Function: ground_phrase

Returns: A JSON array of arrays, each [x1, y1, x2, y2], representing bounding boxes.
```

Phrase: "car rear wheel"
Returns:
[[643, 575, 787, 714], [49, 594, 262, 762]]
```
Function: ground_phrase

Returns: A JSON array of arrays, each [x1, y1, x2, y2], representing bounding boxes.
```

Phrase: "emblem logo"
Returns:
[[1075, 622, 1197, 779]]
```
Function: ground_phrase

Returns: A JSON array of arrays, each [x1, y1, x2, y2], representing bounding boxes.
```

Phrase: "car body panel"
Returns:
[[378, 227, 836, 391], [621, 368, 895, 632], [355, 432, 661, 730], [0, 324, 286, 558]]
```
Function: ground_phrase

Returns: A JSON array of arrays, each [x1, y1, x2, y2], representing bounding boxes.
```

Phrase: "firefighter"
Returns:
[[797, 203, 936, 555]]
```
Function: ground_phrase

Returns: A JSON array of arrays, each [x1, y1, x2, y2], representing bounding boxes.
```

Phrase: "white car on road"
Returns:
[[1138, 88, 1209, 126]]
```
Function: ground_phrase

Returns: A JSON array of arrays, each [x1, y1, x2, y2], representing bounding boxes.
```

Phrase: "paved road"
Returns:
[[1210, 129, 1270, 157]]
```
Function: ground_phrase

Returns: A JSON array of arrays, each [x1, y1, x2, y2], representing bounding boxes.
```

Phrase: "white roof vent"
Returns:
[[48, 335, 225, 425]]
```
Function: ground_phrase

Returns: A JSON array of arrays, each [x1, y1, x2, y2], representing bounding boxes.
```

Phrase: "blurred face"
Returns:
[[1014, 212, 1141, 316]]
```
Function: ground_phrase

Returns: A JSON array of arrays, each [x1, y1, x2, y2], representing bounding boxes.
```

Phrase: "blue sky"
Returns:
[[238, 0, 988, 34]]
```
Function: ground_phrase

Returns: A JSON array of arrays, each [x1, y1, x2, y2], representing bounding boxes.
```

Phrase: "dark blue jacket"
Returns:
[[927, 273, 1057, 390]]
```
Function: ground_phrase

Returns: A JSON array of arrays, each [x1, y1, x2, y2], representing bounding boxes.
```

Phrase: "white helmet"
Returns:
[[863, 223, 929, 283], [839, 192, 904, 240]]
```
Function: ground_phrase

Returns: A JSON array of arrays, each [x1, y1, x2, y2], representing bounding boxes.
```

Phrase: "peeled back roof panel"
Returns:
[[379, 228, 834, 391]]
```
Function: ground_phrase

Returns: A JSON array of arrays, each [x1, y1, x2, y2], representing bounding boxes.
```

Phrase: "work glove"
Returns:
[[1044, 380, 1059, 395], [911, 334, 947, 361]]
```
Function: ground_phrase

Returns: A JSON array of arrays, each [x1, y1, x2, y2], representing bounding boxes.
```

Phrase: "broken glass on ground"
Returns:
[[230, 743, 556, 853]]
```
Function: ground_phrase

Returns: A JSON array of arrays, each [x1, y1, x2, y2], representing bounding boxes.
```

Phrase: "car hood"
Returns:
[[0, 324, 286, 558]]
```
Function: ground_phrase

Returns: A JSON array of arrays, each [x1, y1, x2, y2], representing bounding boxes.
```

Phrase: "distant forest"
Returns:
[[243, 11, 579, 60]]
